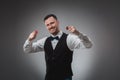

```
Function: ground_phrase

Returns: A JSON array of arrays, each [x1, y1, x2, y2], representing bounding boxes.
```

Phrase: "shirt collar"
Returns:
[[50, 30, 63, 38]]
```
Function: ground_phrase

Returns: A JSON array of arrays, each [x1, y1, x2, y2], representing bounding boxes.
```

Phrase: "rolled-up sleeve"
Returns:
[[23, 37, 47, 53], [67, 33, 93, 51]]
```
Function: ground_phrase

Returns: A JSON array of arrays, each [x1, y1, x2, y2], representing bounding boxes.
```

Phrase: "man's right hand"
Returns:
[[28, 30, 38, 41]]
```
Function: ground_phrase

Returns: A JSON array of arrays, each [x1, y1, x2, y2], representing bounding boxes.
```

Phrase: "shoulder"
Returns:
[[67, 33, 81, 43], [66, 34, 80, 44], [36, 37, 48, 44], [67, 33, 79, 39]]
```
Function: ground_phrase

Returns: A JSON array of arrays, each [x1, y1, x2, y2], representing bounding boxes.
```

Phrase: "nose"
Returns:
[[47, 25, 52, 30], [49, 24, 54, 28], [49, 24, 52, 28]]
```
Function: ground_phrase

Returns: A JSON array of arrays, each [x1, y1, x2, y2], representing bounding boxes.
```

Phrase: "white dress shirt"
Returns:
[[23, 31, 92, 53]]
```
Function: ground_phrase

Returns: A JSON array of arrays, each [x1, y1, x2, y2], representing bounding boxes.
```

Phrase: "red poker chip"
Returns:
[[66, 26, 69, 30], [34, 30, 38, 34]]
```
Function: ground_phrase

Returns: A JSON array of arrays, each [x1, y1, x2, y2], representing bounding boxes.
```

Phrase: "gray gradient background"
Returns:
[[1, 0, 120, 80]]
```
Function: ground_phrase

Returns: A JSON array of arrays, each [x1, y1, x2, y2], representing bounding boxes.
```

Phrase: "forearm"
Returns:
[[23, 39, 43, 53], [78, 32, 93, 48], [23, 39, 33, 53]]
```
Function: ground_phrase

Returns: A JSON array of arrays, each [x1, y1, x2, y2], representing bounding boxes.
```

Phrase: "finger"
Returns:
[[66, 26, 69, 30], [34, 30, 38, 35], [66, 26, 72, 30], [29, 30, 38, 39]]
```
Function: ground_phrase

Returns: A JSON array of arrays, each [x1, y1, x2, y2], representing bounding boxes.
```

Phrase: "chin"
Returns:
[[50, 31, 55, 34], [51, 32, 57, 35], [49, 30, 58, 35]]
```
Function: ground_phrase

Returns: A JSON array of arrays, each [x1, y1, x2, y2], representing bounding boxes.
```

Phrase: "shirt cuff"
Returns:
[[25, 39, 32, 45]]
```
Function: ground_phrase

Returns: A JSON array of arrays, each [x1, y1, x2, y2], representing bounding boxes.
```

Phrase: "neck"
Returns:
[[52, 30, 60, 36]]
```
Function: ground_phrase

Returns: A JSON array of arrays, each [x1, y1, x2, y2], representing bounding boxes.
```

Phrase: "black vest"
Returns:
[[44, 33, 73, 80]]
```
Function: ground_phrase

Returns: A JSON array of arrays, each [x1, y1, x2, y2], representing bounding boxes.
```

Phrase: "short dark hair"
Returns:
[[44, 14, 57, 22]]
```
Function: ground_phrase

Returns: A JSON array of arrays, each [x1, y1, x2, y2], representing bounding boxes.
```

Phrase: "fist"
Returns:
[[28, 30, 38, 41], [66, 26, 80, 35], [66, 26, 76, 33]]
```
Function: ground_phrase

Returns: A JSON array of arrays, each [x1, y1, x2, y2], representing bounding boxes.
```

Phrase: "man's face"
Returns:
[[44, 16, 59, 35]]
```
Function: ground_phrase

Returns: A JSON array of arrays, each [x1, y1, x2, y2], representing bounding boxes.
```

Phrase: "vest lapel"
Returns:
[[47, 38, 54, 52], [54, 33, 65, 51]]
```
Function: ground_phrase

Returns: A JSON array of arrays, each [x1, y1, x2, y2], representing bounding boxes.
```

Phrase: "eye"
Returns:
[[46, 24, 49, 26], [50, 22, 54, 25]]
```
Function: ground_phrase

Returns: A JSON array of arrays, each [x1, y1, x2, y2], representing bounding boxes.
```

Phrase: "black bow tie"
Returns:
[[50, 36, 59, 41]]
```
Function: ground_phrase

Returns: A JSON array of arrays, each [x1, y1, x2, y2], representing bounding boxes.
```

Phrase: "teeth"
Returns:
[[51, 28, 54, 30]]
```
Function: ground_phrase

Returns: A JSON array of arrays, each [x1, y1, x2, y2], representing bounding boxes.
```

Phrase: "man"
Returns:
[[23, 14, 93, 80]]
